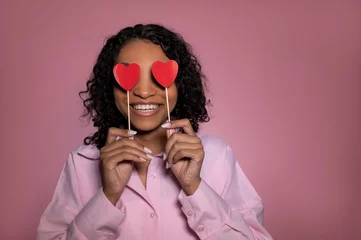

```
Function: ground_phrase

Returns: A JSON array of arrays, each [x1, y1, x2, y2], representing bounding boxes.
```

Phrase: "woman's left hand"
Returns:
[[163, 119, 204, 196]]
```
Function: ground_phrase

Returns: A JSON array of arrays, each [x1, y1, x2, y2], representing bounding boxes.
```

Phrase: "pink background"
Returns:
[[1, 1, 360, 239]]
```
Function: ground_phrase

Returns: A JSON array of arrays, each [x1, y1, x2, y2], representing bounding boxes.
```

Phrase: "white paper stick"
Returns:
[[127, 90, 131, 130], [165, 87, 170, 122]]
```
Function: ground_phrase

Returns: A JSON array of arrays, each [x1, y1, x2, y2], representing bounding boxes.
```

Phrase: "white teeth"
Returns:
[[133, 104, 160, 111]]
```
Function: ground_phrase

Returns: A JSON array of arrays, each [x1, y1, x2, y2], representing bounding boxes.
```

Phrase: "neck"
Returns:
[[133, 125, 168, 156]]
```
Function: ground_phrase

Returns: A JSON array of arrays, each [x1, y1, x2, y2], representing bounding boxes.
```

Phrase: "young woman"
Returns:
[[37, 24, 273, 240]]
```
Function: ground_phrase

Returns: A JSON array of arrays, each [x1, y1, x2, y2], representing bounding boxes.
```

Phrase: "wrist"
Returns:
[[182, 178, 201, 196], [103, 189, 121, 206]]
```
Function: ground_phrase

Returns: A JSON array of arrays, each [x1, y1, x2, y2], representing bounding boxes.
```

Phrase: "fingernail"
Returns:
[[146, 154, 154, 159], [140, 157, 147, 162], [128, 130, 137, 135], [115, 136, 121, 141], [144, 147, 152, 154], [161, 122, 171, 128]]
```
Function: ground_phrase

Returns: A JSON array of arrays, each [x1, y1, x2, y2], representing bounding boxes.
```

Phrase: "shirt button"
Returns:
[[197, 226, 204, 232], [150, 173, 156, 179], [187, 210, 193, 216], [149, 212, 156, 219]]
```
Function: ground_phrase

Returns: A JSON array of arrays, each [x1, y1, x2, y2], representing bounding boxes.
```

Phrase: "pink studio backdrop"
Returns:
[[1, 1, 360, 239]]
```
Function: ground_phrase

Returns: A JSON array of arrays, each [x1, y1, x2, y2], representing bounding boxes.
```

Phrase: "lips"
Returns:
[[130, 104, 163, 117], [131, 104, 160, 111], [130, 105, 163, 117]]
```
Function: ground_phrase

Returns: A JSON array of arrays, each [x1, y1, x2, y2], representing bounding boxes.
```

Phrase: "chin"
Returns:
[[131, 119, 163, 132]]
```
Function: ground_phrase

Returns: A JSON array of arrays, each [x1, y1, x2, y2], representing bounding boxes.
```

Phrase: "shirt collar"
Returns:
[[77, 127, 184, 162], [77, 144, 167, 162], [76, 144, 100, 160]]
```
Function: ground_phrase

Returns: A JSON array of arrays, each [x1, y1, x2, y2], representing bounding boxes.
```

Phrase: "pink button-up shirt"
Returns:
[[37, 134, 273, 240]]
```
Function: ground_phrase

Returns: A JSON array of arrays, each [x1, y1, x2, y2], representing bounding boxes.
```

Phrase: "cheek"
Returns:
[[168, 85, 178, 109], [113, 88, 126, 111]]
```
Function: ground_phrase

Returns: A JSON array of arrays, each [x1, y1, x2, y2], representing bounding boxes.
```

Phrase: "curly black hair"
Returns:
[[79, 24, 211, 149]]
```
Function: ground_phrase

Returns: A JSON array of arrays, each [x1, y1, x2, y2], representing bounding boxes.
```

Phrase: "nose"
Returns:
[[132, 69, 157, 99]]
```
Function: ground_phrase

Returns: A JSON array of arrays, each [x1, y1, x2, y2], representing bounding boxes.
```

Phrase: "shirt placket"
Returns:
[[144, 155, 162, 239]]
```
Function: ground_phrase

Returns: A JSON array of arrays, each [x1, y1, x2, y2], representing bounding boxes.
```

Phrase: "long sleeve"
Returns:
[[178, 144, 273, 240], [36, 153, 126, 240]]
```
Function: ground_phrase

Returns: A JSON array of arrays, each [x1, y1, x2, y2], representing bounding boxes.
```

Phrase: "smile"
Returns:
[[130, 104, 162, 116]]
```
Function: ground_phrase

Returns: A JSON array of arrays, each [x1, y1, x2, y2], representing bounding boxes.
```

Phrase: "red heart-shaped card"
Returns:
[[151, 60, 178, 88], [113, 63, 140, 91]]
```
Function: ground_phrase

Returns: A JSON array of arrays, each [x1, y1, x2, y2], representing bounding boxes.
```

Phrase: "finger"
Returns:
[[166, 128, 175, 139], [102, 137, 151, 155], [164, 133, 201, 156], [172, 149, 204, 164], [101, 146, 153, 161], [103, 152, 146, 169], [167, 142, 203, 165], [106, 127, 137, 145], [161, 118, 195, 136]]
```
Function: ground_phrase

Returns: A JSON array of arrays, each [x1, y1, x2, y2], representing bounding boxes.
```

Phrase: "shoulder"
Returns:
[[61, 144, 101, 177], [70, 143, 101, 160], [196, 133, 234, 172], [197, 133, 229, 152], [197, 133, 233, 162], [57, 144, 103, 204], [196, 134, 242, 194]]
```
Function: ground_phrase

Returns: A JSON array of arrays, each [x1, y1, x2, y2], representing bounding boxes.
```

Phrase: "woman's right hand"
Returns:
[[100, 128, 152, 205]]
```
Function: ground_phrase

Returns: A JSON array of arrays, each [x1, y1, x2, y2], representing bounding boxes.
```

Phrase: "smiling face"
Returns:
[[114, 40, 178, 132]]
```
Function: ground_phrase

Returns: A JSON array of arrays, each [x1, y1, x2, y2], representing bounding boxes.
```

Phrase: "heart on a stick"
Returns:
[[151, 60, 178, 88], [113, 63, 140, 91]]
